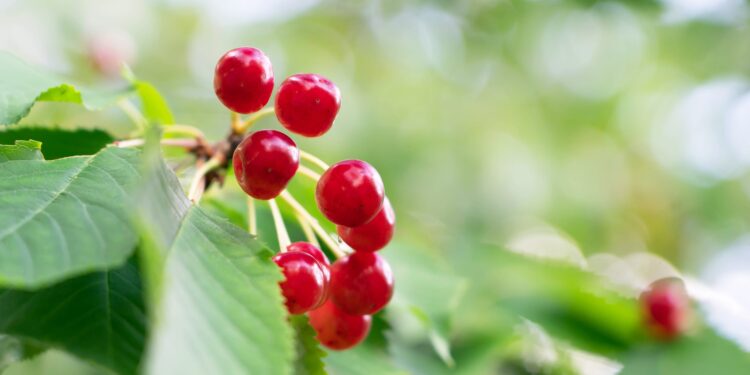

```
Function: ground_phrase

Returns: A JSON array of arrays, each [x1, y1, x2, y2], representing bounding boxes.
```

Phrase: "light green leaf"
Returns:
[[291, 315, 327, 375], [144, 207, 294, 375], [135, 144, 294, 374], [133, 81, 174, 125], [325, 344, 407, 375], [0, 127, 114, 159], [0, 258, 147, 375], [619, 329, 750, 375], [0, 140, 42, 163], [0, 147, 141, 289], [0, 52, 132, 125], [384, 244, 467, 366]]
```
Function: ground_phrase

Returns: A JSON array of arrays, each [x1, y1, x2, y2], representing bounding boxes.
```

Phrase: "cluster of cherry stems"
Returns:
[[212, 47, 394, 350]]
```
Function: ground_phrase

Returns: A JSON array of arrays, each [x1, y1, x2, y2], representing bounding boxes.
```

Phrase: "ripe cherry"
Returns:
[[275, 73, 341, 137], [640, 277, 690, 340], [287, 242, 331, 305], [214, 47, 274, 114], [233, 130, 299, 200], [330, 252, 393, 315], [316, 160, 385, 227], [273, 252, 328, 315], [287, 241, 330, 267], [337, 197, 395, 252], [308, 300, 372, 351]]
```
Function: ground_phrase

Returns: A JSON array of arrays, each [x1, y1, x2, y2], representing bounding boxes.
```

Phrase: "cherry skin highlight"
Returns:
[[330, 252, 394, 315], [233, 130, 299, 200], [275, 73, 341, 137], [316, 160, 385, 227], [640, 277, 690, 340], [273, 252, 328, 315], [214, 47, 274, 114], [337, 197, 395, 252], [308, 300, 372, 351], [287, 241, 330, 267]]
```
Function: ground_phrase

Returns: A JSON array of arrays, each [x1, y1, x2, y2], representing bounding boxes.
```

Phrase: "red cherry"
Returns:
[[273, 252, 328, 315], [316, 160, 385, 227], [337, 197, 395, 252], [308, 300, 371, 351], [214, 47, 274, 114], [275, 73, 341, 137], [233, 130, 299, 200], [330, 252, 393, 315], [287, 241, 330, 267], [640, 277, 690, 340], [287, 242, 331, 307]]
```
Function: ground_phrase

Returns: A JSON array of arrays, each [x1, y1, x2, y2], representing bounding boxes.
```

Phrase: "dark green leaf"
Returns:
[[0, 147, 141, 289], [0, 258, 147, 375], [0, 127, 114, 159]]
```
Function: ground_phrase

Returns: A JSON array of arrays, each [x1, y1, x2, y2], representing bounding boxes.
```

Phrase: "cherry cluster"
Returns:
[[214, 47, 396, 350]]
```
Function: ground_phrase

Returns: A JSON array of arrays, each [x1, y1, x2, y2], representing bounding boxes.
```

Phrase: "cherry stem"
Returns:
[[236, 107, 275, 134], [114, 138, 199, 149], [278, 190, 346, 258], [268, 198, 291, 251], [187, 156, 221, 203], [296, 212, 320, 248], [299, 150, 330, 171], [162, 124, 206, 140], [230, 112, 241, 134], [247, 196, 257, 237], [297, 165, 322, 181]]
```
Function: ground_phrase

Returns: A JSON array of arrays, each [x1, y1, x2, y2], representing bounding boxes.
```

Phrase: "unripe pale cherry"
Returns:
[[640, 277, 690, 340], [273, 251, 329, 314], [337, 197, 395, 252], [308, 300, 372, 351], [275, 73, 341, 137], [316, 160, 385, 227], [233, 130, 299, 200], [214, 47, 274, 114], [329, 252, 393, 315]]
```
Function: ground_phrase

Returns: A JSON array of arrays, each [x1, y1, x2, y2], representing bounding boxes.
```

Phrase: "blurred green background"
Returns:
[[2, 0, 750, 373]]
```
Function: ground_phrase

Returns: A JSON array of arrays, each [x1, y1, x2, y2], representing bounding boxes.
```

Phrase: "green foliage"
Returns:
[[0, 127, 114, 159], [0, 147, 141, 289], [291, 315, 327, 375], [144, 207, 294, 375], [0, 52, 132, 125], [0, 258, 147, 375], [0, 140, 43, 162]]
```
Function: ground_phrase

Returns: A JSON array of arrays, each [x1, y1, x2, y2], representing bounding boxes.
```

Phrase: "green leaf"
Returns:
[[135, 145, 294, 374], [133, 81, 174, 125], [619, 329, 750, 375], [384, 244, 467, 366], [0, 52, 133, 125], [291, 315, 327, 375], [144, 207, 294, 375], [0, 127, 114, 159], [0, 257, 147, 375], [0, 140, 42, 163], [325, 344, 407, 375], [0, 147, 142, 289]]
